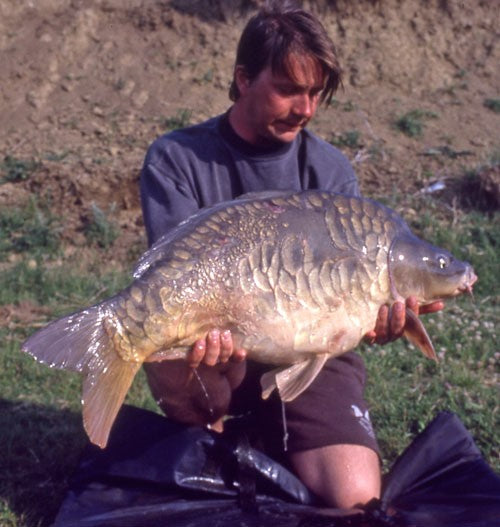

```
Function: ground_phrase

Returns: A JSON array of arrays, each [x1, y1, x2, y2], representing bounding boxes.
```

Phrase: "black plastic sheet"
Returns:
[[53, 406, 500, 527]]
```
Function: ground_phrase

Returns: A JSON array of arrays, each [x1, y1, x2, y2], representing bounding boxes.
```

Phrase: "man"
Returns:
[[140, 4, 442, 509]]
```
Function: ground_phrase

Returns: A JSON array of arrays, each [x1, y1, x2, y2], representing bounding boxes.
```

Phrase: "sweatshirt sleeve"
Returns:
[[140, 140, 199, 246], [332, 170, 360, 197]]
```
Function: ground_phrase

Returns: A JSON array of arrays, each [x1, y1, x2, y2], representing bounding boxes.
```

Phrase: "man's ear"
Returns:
[[234, 65, 251, 95]]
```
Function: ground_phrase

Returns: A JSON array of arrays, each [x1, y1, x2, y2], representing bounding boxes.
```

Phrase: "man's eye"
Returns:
[[278, 86, 297, 96]]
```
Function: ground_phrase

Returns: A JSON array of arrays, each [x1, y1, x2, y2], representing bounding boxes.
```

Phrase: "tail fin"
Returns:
[[22, 303, 141, 448]]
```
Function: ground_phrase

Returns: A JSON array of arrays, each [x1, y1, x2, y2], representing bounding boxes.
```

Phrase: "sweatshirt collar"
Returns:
[[218, 110, 296, 158]]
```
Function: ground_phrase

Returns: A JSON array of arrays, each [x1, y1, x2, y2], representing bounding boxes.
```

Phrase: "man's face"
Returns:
[[232, 53, 326, 146]]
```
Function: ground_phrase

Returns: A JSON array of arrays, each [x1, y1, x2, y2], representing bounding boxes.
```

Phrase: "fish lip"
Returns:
[[453, 269, 477, 296], [460, 268, 478, 292]]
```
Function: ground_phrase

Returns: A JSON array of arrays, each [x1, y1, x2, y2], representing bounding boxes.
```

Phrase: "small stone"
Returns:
[[132, 90, 149, 108]]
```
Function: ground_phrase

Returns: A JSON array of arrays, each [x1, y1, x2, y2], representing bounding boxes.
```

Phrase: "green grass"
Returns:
[[0, 199, 61, 261], [0, 156, 40, 183], [364, 299, 498, 471], [0, 191, 498, 525], [367, 189, 499, 470], [394, 109, 439, 137], [483, 98, 500, 113], [329, 130, 361, 149], [164, 108, 192, 131], [83, 202, 119, 249], [0, 255, 155, 526]]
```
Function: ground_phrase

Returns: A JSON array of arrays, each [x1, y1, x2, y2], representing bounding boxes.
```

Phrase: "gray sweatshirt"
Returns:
[[140, 112, 359, 245]]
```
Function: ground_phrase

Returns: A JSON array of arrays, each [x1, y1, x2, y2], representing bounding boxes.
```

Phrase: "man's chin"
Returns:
[[268, 126, 302, 144]]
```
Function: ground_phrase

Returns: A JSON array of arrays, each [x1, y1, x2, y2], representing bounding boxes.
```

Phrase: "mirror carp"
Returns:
[[22, 190, 477, 448]]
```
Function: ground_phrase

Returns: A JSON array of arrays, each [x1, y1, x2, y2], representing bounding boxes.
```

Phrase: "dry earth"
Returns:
[[0, 0, 499, 263]]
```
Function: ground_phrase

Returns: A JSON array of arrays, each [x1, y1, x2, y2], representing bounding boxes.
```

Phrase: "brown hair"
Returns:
[[229, 3, 342, 104]]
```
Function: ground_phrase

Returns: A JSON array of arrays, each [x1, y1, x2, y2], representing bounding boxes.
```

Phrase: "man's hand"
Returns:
[[145, 329, 247, 429], [365, 296, 444, 345], [188, 329, 247, 368]]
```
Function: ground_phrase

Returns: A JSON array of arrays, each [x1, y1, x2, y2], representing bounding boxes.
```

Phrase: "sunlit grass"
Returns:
[[364, 299, 498, 472], [365, 190, 499, 471]]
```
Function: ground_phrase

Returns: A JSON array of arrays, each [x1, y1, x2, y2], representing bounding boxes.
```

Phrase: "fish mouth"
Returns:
[[457, 267, 478, 296]]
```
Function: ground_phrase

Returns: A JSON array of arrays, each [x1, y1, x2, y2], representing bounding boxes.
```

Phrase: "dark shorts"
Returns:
[[144, 351, 379, 460], [228, 352, 379, 459]]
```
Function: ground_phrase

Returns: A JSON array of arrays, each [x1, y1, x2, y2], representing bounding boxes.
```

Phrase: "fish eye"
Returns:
[[438, 255, 449, 269]]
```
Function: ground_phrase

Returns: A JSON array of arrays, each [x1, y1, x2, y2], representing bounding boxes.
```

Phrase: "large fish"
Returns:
[[22, 191, 476, 448]]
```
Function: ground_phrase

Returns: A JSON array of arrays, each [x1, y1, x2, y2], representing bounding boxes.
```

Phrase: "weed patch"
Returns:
[[0, 200, 61, 261], [483, 98, 500, 113], [329, 98, 356, 112], [330, 130, 361, 149], [83, 203, 119, 249], [164, 108, 192, 130], [1, 156, 40, 183], [395, 109, 439, 137]]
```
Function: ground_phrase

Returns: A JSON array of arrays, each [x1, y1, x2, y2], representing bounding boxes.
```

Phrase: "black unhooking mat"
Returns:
[[53, 407, 500, 527]]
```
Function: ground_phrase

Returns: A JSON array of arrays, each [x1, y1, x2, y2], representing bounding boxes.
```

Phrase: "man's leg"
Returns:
[[254, 352, 381, 509], [290, 443, 381, 508]]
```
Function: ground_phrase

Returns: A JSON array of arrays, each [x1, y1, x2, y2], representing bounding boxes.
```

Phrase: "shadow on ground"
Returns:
[[0, 399, 86, 527]]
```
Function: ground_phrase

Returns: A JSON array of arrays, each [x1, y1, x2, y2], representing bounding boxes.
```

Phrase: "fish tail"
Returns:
[[82, 347, 141, 449], [22, 302, 141, 448]]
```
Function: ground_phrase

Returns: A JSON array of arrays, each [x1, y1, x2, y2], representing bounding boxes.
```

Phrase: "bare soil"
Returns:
[[1, 0, 499, 262]]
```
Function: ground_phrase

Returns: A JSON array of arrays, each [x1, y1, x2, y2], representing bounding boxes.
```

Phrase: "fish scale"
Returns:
[[22, 190, 477, 448]]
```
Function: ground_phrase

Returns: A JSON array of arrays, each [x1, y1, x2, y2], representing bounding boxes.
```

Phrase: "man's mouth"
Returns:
[[276, 119, 307, 130]]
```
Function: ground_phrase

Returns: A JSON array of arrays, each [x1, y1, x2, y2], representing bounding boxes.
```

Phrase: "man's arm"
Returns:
[[140, 144, 200, 246]]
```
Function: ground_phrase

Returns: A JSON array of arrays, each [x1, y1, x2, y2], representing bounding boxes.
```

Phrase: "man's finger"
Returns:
[[373, 304, 389, 344], [204, 329, 221, 366], [364, 330, 376, 345], [389, 301, 405, 340], [232, 348, 247, 362], [405, 296, 419, 315], [219, 330, 233, 363], [419, 300, 445, 315], [188, 340, 206, 368]]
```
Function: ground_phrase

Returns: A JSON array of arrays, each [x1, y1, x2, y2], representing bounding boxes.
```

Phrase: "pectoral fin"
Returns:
[[404, 309, 438, 361], [260, 353, 329, 402]]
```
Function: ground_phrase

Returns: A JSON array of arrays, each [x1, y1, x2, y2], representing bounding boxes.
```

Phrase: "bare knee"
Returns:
[[289, 443, 381, 509], [330, 472, 380, 509]]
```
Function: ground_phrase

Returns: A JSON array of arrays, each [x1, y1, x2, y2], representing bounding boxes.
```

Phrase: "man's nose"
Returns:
[[293, 93, 315, 119]]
